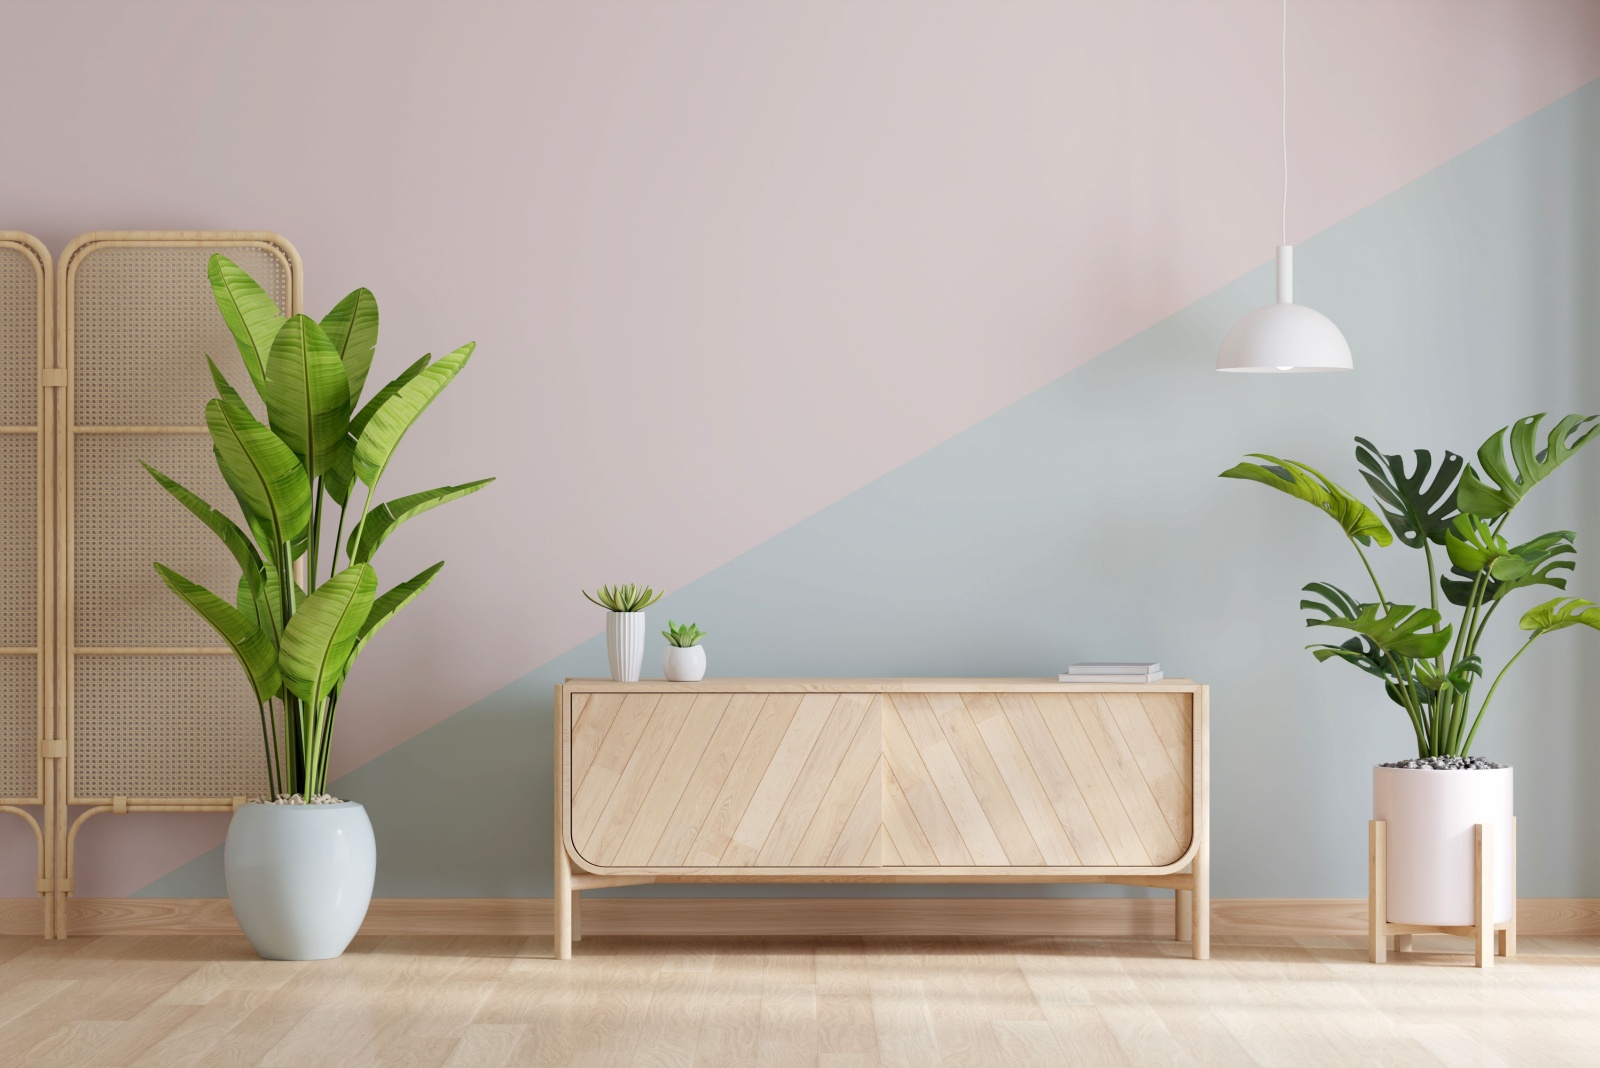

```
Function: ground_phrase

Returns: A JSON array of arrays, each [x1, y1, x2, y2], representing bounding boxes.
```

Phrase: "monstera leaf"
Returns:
[[1354, 438, 1462, 548], [1306, 602, 1452, 659], [1445, 516, 1529, 580], [1441, 530, 1576, 607], [1301, 582, 1389, 679], [1520, 596, 1600, 637], [1220, 455, 1392, 547], [1457, 413, 1600, 519]]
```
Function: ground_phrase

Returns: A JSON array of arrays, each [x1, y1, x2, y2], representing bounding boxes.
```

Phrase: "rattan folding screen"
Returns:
[[0, 232, 301, 936], [0, 234, 54, 935]]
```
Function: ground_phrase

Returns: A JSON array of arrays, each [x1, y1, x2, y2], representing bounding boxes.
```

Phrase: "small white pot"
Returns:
[[1373, 765, 1513, 926], [606, 611, 646, 682], [663, 644, 706, 682], [224, 801, 376, 961]]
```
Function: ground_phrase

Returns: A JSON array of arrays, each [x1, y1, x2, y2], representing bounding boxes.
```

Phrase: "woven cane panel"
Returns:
[[72, 655, 266, 801], [0, 245, 39, 424], [0, 656, 38, 802], [74, 434, 246, 648], [72, 245, 286, 426], [0, 437, 37, 648]]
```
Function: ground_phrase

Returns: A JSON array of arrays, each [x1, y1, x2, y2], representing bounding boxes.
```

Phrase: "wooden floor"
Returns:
[[0, 932, 1596, 1067]]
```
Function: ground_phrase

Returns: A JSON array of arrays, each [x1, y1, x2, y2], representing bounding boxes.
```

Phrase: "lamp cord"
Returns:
[[1281, 0, 1288, 247]]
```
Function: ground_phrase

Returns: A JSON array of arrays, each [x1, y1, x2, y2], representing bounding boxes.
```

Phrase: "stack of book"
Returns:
[[1058, 662, 1163, 684]]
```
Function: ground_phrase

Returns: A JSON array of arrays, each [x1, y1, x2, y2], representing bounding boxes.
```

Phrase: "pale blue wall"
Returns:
[[142, 79, 1600, 901]]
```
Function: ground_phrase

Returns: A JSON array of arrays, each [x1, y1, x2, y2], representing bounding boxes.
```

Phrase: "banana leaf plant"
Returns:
[[1222, 414, 1600, 757], [147, 256, 492, 799]]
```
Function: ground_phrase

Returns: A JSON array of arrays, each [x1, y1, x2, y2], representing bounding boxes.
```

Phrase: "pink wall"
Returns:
[[1, 0, 1597, 896]]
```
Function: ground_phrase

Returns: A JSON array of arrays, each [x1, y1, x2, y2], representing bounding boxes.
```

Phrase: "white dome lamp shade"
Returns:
[[1217, 0, 1352, 374], [1216, 245, 1352, 372]]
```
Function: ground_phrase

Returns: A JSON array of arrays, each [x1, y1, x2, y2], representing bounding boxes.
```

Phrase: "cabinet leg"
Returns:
[[1191, 854, 1209, 960], [1393, 934, 1412, 952], [1369, 820, 1386, 964], [1474, 824, 1493, 969], [1174, 888, 1193, 942], [572, 889, 583, 942], [554, 853, 572, 961]]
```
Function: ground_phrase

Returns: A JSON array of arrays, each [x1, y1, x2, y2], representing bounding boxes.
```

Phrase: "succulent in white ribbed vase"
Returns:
[[585, 584, 664, 682]]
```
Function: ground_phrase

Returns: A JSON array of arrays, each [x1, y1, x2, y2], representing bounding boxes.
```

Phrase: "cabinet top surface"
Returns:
[[561, 677, 1203, 694]]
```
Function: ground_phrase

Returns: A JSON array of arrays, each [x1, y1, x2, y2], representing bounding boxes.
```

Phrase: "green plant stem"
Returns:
[[1382, 651, 1429, 754], [256, 702, 277, 798], [1460, 635, 1537, 756], [1352, 541, 1390, 610], [306, 481, 324, 596], [330, 503, 349, 580]]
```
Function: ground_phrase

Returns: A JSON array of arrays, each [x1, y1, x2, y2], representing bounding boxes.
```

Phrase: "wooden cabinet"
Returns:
[[554, 679, 1209, 959]]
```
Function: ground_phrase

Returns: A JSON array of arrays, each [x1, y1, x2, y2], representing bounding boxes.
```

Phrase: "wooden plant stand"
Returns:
[[1368, 818, 1515, 968]]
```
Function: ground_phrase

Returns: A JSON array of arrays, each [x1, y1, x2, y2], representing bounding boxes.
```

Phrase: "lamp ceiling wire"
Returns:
[[1281, 0, 1288, 247]]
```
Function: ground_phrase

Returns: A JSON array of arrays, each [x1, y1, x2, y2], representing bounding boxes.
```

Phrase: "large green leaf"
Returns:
[[347, 562, 444, 670], [206, 392, 312, 547], [1220, 454, 1393, 547], [1354, 438, 1463, 549], [1301, 582, 1388, 679], [236, 557, 300, 641], [347, 479, 493, 564], [1457, 413, 1600, 519], [1306, 602, 1452, 659], [1520, 596, 1600, 637], [1441, 526, 1575, 606], [154, 564, 280, 704], [351, 353, 430, 441], [279, 563, 377, 702], [207, 254, 284, 399], [320, 288, 380, 405], [1444, 516, 1529, 581], [353, 343, 474, 486], [142, 462, 263, 593], [264, 315, 351, 478]]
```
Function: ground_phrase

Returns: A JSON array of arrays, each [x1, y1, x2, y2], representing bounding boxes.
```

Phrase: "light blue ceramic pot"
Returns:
[[224, 801, 376, 960]]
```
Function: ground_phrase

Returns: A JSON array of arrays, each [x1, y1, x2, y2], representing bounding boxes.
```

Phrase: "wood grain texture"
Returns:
[[3, 931, 1600, 1068], [5, 897, 1599, 938]]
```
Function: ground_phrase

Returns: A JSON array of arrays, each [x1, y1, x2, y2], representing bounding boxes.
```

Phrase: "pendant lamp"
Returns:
[[1217, 0, 1351, 373]]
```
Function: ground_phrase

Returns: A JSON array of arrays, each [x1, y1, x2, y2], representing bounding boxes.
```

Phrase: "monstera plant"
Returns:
[[1222, 414, 1599, 758], [148, 257, 491, 800]]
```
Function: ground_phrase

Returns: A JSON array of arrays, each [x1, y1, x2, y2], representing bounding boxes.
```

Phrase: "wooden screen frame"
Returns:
[[47, 231, 302, 937], [0, 233, 53, 936]]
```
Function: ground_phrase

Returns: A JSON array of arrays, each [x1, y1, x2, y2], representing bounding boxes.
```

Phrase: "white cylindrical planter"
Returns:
[[1373, 766, 1513, 926], [606, 611, 646, 682], [663, 644, 706, 682], [224, 801, 376, 961]]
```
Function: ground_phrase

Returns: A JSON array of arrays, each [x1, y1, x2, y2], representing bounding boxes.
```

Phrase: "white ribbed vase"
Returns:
[[606, 612, 646, 682], [1373, 765, 1514, 926]]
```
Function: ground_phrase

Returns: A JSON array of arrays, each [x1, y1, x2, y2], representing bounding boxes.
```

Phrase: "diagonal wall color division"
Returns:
[[137, 78, 1600, 902], [7, 0, 1600, 897]]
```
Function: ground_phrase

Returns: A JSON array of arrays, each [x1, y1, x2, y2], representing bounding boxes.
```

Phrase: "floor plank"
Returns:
[[0, 932, 1595, 1067]]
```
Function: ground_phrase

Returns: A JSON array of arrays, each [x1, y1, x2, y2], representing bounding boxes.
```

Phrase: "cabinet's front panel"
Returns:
[[568, 690, 881, 870], [881, 691, 1193, 868]]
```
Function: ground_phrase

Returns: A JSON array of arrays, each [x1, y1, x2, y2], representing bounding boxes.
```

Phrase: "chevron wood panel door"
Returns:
[[567, 689, 881, 869], [881, 690, 1193, 868]]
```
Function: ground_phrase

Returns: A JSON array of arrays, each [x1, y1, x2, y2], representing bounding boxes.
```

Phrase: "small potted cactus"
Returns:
[[584, 584, 663, 682], [662, 620, 707, 682]]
